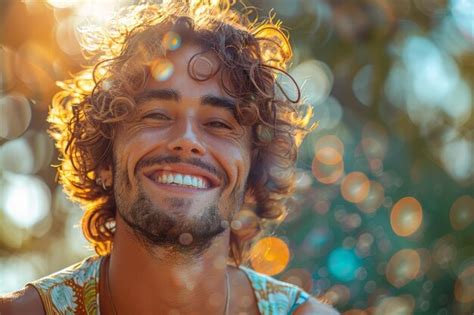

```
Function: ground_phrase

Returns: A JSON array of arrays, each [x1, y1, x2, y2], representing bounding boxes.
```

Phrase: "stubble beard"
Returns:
[[113, 167, 241, 258]]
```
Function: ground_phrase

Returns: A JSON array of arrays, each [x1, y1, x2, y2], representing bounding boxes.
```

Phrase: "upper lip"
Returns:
[[142, 163, 221, 188]]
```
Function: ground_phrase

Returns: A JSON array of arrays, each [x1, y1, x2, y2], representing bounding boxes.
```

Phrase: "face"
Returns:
[[112, 44, 252, 255]]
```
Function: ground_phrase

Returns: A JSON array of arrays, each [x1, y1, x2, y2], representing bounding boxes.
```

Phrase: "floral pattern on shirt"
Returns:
[[29, 256, 310, 315]]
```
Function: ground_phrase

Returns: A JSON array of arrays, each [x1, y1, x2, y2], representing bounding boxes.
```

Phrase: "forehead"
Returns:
[[145, 44, 227, 98]]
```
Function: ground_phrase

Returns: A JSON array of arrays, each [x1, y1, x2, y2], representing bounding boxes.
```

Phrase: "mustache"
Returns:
[[135, 155, 226, 182]]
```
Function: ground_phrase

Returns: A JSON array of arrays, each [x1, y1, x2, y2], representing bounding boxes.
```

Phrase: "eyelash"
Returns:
[[206, 121, 232, 129], [143, 113, 170, 120]]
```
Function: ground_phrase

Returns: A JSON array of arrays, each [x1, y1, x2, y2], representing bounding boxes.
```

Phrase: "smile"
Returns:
[[149, 171, 210, 189]]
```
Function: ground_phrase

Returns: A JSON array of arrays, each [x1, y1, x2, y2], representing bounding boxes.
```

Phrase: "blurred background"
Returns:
[[0, 0, 473, 314]]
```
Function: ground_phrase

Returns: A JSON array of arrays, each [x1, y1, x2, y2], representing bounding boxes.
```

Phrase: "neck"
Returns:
[[105, 215, 231, 314]]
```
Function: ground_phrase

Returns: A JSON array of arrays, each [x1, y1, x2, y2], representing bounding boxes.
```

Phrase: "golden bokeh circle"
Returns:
[[311, 156, 344, 184], [449, 195, 474, 231], [316, 147, 343, 165], [390, 197, 423, 237], [341, 172, 370, 203], [250, 237, 290, 276], [385, 249, 421, 288], [356, 180, 384, 213], [455, 264, 474, 303], [314, 134, 344, 156]]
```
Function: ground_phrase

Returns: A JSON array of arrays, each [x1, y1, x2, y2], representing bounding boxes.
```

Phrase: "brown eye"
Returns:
[[206, 121, 231, 129], [143, 112, 170, 120]]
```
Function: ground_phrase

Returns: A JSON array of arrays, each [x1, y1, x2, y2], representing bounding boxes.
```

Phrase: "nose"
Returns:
[[166, 119, 206, 156]]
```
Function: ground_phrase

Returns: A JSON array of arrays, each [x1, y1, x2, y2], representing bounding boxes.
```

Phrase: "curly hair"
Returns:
[[48, 0, 314, 263]]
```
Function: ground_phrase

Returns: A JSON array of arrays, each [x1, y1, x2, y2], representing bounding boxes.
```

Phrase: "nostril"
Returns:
[[191, 148, 200, 154]]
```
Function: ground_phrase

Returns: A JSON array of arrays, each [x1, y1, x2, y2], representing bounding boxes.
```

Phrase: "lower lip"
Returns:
[[144, 176, 213, 194]]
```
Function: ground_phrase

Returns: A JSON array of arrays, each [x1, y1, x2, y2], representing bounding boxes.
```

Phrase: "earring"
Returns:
[[96, 177, 108, 190]]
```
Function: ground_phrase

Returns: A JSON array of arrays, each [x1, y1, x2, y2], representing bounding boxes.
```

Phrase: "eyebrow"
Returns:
[[135, 88, 236, 113], [135, 88, 180, 104]]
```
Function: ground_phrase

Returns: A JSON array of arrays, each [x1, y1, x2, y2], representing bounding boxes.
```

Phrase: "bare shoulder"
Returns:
[[0, 285, 45, 315], [293, 295, 340, 315]]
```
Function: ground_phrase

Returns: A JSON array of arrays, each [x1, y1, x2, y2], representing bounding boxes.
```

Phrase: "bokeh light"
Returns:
[[250, 237, 290, 276], [361, 122, 388, 162], [449, 195, 474, 230], [450, 0, 474, 38], [1, 173, 51, 229], [162, 31, 182, 51], [312, 135, 345, 184], [385, 249, 421, 288], [150, 58, 174, 81], [323, 284, 351, 307], [289, 59, 333, 106], [0, 94, 32, 139], [328, 248, 361, 282], [352, 64, 374, 106], [390, 197, 423, 237], [356, 181, 384, 214], [340, 172, 370, 203], [315, 96, 344, 130], [455, 263, 474, 303], [374, 295, 416, 315]]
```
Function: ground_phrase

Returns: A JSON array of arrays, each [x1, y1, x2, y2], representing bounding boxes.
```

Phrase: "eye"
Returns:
[[143, 112, 170, 120], [206, 121, 232, 129]]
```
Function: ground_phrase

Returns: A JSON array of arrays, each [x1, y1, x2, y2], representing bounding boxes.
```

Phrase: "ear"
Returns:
[[97, 165, 113, 188]]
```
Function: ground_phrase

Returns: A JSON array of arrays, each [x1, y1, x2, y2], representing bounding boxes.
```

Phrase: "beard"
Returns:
[[112, 155, 243, 258]]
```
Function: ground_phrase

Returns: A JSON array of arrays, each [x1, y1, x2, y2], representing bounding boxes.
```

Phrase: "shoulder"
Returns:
[[240, 266, 339, 314], [0, 285, 45, 315], [293, 295, 340, 315]]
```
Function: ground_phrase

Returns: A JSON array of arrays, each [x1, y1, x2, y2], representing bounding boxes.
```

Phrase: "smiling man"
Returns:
[[0, 1, 339, 314]]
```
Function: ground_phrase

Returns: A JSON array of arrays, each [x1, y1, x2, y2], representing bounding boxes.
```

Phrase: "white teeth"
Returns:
[[175, 174, 183, 185], [154, 172, 209, 189], [183, 175, 192, 186]]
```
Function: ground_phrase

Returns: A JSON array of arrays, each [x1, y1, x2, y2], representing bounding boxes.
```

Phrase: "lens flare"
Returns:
[[150, 58, 174, 81], [341, 172, 370, 203], [250, 237, 290, 276], [356, 180, 384, 213], [450, 195, 474, 231], [385, 249, 421, 288], [390, 197, 423, 237], [162, 31, 182, 51], [455, 264, 474, 303]]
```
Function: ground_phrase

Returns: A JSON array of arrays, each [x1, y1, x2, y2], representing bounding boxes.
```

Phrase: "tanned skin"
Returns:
[[0, 45, 338, 315]]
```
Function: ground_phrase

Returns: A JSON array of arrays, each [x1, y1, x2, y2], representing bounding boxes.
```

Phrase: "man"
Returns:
[[1, 1, 339, 314]]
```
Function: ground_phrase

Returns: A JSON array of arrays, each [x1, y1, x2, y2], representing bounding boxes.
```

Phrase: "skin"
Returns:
[[0, 44, 338, 315]]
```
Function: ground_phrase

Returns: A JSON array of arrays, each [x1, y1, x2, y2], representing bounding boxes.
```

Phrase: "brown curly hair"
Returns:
[[48, 0, 314, 262]]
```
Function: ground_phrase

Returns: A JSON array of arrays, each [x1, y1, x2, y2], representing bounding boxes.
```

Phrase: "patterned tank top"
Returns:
[[28, 255, 310, 315]]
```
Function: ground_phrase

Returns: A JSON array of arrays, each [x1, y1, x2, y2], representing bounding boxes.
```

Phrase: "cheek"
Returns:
[[211, 136, 252, 189], [113, 126, 168, 183]]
